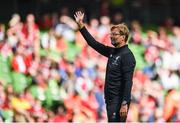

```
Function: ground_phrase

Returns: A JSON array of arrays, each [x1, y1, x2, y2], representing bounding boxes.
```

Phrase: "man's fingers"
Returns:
[[75, 11, 84, 17], [77, 11, 81, 16], [74, 12, 80, 20], [120, 111, 127, 117], [82, 13, 84, 18], [120, 113, 126, 117], [76, 11, 83, 17], [74, 12, 80, 18], [75, 12, 79, 17], [78, 11, 82, 16], [74, 14, 77, 19]]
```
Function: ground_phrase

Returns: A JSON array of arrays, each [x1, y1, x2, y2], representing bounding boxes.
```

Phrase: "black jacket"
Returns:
[[80, 27, 136, 104]]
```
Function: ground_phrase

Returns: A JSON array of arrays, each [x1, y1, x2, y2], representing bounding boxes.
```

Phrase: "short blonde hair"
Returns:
[[111, 23, 129, 42]]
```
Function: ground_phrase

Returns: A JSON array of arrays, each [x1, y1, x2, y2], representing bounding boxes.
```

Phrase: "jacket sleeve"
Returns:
[[121, 52, 136, 104], [79, 27, 112, 57]]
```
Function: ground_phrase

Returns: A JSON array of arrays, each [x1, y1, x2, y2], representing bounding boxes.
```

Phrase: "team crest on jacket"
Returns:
[[112, 56, 120, 66]]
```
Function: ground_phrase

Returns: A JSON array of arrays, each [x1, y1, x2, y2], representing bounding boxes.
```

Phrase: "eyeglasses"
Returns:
[[109, 33, 122, 36]]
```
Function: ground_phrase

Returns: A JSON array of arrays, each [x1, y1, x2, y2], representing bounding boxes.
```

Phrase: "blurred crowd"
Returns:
[[0, 8, 180, 122]]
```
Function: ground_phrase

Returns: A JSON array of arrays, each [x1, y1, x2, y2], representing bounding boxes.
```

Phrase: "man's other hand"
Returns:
[[119, 104, 128, 117]]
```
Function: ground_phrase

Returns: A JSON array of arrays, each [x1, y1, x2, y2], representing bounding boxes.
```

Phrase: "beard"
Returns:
[[111, 38, 119, 47]]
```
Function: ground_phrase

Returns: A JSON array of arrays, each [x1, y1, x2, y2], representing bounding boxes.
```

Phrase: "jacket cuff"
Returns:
[[121, 100, 128, 105]]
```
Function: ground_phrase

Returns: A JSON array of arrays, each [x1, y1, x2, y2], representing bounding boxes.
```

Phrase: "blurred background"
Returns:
[[0, 0, 180, 122]]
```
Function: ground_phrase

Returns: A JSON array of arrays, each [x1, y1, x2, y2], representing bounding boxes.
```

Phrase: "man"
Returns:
[[74, 11, 136, 122]]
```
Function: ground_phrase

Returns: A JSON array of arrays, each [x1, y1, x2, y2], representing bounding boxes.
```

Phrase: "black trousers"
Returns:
[[106, 102, 130, 122]]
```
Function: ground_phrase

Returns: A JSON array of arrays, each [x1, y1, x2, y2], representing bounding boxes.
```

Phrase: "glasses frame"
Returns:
[[110, 32, 124, 36]]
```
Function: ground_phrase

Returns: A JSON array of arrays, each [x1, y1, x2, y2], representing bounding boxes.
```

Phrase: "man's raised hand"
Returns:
[[74, 11, 85, 29]]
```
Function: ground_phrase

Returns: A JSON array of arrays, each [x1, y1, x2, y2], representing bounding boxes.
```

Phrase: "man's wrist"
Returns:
[[79, 24, 85, 30]]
